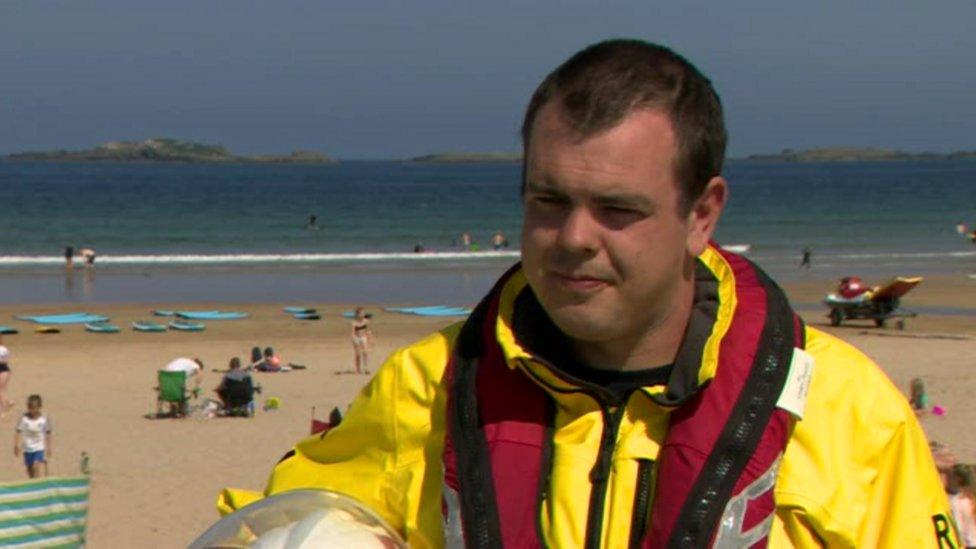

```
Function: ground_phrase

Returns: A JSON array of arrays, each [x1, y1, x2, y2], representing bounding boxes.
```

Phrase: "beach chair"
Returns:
[[823, 276, 923, 328], [156, 370, 190, 417], [219, 375, 260, 417]]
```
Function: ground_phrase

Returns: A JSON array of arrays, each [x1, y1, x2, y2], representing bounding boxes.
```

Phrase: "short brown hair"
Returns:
[[521, 39, 727, 210]]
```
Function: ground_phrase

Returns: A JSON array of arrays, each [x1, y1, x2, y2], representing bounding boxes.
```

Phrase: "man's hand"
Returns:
[[14, 444, 20, 457]]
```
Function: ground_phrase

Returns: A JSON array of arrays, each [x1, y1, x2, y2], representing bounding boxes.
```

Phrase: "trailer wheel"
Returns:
[[874, 318, 886, 328], [829, 309, 843, 326]]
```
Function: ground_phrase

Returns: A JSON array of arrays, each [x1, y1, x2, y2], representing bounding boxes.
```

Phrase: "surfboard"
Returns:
[[0, 326, 17, 335], [294, 313, 321, 320], [86, 322, 121, 333], [386, 306, 472, 316], [176, 311, 248, 320], [284, 306, 317, 314], [133, 321, 167, 332], [168, 320, 206, 332], [35, 326, 61, 334], [17, 312, 110, 324]]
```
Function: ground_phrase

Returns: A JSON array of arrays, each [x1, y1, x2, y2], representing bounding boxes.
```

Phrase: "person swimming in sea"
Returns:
[[306, 214, 320, 230]]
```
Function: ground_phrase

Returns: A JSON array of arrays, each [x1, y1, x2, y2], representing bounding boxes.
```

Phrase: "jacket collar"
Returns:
[[491, 245, 740, 405]]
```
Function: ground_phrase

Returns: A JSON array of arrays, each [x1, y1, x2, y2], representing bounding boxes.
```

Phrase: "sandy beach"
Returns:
[[1, 273, 974, 547]]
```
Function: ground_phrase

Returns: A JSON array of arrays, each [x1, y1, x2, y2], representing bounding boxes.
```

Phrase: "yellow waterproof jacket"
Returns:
[[220, 249, 955, 547]]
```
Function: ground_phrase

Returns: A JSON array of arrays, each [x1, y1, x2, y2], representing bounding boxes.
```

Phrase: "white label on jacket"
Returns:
[[776, 348, 814, 419]]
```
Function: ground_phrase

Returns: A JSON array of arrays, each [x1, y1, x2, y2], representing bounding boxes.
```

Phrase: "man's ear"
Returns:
[[686, 176, 727, 256]]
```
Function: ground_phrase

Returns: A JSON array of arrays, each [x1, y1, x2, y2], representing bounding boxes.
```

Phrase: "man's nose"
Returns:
[[556, 207, 599, 255]]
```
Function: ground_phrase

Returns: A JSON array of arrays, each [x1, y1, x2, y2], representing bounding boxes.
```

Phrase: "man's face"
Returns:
[[521, 103, 711, 350]]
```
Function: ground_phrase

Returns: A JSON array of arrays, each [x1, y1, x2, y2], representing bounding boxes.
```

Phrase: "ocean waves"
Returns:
[[0, 250, 522, 267]]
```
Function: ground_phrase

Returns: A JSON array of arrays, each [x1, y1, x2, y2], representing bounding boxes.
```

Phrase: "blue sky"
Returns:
[[2, 1, 974, 158]]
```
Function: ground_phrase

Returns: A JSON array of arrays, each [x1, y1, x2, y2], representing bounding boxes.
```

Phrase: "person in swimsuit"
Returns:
[[350, 307, 372, 374], [80, 247, 96, 268], [0, 335, 11, 417], [63, 246, 74, 270]]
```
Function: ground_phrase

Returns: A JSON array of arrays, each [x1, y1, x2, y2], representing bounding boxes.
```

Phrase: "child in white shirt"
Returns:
[[14, 394, 52, 478]]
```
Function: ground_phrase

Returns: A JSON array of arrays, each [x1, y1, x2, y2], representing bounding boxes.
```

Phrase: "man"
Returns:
[[220, 40, 955, 547], [215, 357, 256, 415]]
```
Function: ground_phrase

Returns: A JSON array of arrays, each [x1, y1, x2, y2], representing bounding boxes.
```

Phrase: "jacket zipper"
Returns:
[[584, 404, 626, 549], [518, 359, 649, 548], [628, 458, 654, 548]]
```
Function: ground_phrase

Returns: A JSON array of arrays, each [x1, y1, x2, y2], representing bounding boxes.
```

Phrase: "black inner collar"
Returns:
[[511, 289, 672, 405], [509, 262, 720, 407]]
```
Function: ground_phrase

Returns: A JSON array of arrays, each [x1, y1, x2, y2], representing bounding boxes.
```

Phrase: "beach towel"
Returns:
[[0, 476, 91, 546]]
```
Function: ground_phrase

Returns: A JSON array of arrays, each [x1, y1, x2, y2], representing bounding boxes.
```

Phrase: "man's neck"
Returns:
[[571, 283, 695, 372]]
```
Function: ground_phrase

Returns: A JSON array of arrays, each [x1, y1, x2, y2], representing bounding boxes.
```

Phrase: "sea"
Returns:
[[1, 159, 974, 305]]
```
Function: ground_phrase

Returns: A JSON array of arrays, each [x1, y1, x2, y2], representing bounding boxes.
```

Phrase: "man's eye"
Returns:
[[604, 205, 642, 216], [532, 195, 565, 205]]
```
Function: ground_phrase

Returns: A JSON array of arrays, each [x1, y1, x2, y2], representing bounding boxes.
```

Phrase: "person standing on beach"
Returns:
[[219, 40, 955, 547], [800, 245, 812, 269], [350, 307, 372, 374], [14, 394, 51, 478], [0, 336, 11, 418], [63, 246, 74, 270]]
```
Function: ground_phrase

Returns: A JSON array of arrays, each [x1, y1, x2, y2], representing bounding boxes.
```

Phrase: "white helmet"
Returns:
[[190, 489, 406, 549]]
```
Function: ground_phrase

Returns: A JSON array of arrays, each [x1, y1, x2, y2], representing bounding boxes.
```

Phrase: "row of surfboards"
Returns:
[[86, 320, 208, 334], [0, 320, 208, 335], [3, 310, 249, 334], [283, 305, 474, 319], [1, 305, 475, 334]]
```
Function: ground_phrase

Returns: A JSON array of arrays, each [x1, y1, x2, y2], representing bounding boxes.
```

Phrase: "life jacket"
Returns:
[[442, 246, 806, 548]]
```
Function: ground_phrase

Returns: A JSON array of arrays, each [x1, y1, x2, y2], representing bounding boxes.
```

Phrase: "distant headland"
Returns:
[[409, 152, 521, 164], [6, 138, 339, 164], [741, 147, 976, 163], [408, 147, 976, 164]]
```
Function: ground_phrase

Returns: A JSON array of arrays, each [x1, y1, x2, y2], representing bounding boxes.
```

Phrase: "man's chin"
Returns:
[[545, 305, 616, 343]]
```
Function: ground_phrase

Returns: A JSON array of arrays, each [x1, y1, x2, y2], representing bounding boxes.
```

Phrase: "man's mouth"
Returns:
[[552, 272, 609, 292]]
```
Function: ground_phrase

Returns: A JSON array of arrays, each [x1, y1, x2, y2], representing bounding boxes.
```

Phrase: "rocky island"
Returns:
[[409, 152, 521, 164], [6, 138, 339, 164], [743, 147, 976, 163]]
